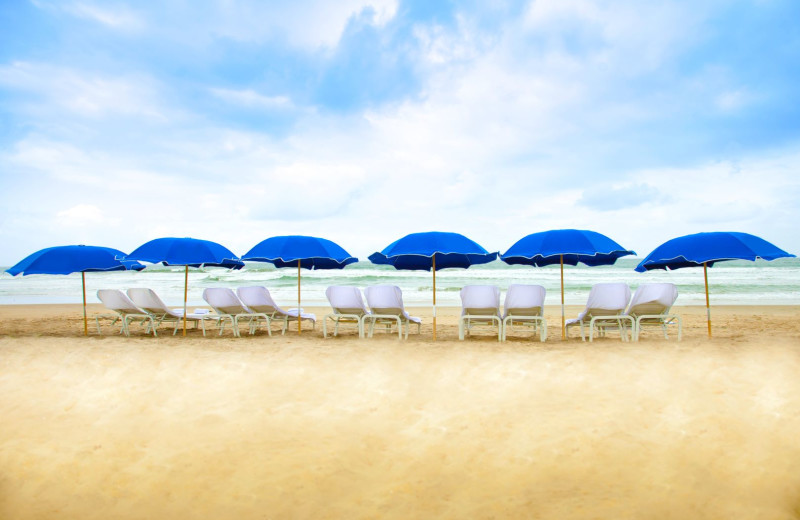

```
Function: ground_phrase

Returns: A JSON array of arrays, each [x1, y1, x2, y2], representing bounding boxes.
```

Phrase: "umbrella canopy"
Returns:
[[369, 231, 497, 271], [125, 237, 244, 336], [5, 245, 144, 335], [501, 229, 635, 339], [635, 231, 795, 337], [634, 231, 794, 272], [501, 229, 635, 267], [242, 235, 358, 334], [369, 231, 498, 340], [125, 237, 243, 269], [6, 244, 144, 276], [243, 235, 357, 270]]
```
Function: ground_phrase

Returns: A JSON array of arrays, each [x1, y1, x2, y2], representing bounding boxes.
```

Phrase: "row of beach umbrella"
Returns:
[[5, 230, 795, 339]]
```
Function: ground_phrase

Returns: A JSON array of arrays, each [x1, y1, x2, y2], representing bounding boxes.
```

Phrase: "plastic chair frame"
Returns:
[[502, 315, 547, 342]]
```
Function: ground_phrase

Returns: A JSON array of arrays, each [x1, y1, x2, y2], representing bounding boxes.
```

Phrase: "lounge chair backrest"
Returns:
[[236, 286, 280, 314], [627, 283, 678, 317], [326, 286, 368, 316], [503, 284, 546, 317], [127, 288, 170, 314], [579, 283, 631, 320], [98, 289, 142, 314], [460, 285, 500, 316], [364, 285, 406, 315], [203, 288, 249, 315]]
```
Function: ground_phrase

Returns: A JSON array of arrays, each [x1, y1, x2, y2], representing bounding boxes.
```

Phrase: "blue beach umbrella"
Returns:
[[243, 235, 358, 334], [635, 231, 795, 337], [5, 245, 144, 336], [369, 231, 498, 340], [125, 237, 244, 336], [501, 229, 635, 339]]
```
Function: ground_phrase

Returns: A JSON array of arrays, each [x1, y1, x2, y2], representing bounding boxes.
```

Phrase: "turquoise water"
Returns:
[[1, 258, 798, 307]]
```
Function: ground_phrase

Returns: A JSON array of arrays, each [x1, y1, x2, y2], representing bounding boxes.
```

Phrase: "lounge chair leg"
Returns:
[[122, 316, 132, 337]]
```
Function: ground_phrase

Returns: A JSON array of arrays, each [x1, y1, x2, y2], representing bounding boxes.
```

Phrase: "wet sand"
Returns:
[[1, 304, 800, 519]]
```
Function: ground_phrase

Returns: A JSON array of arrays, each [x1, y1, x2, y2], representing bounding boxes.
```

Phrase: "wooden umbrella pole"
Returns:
[[432, 253, 437, 342], [704, 262, 712, 338], [298, 260, 302, 335], [82, 272, 88, 336], [183, 265, 188, 337], [560, 255, 565, 340]]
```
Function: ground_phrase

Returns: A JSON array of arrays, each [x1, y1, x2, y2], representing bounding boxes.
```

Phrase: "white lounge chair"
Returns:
[[458, 285, 502, 341], [565, 283, 632, 342], [127, 288, 215, 336], [625, 283, 681, 341], [363, 285, 421, 339], [236, 286, 316, 335], [323, 286, 371, 338], [95, 289, 153, 337], [202, 288, 270, 338], [501, 284, 547, 342]]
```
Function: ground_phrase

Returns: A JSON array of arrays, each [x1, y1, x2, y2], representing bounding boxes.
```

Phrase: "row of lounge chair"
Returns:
[[96, 286, 315, 337], [451, 282, 680, 342], [328, 282, 681, 342], [95, 282, 681, 342]]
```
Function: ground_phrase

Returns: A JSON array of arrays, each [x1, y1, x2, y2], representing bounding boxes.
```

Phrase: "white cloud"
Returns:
[[209, 88, 294, 110], [66, 2, 143, 30], [0, 62, 165, 120], [30, 1, 143, 31], [525, 0, 602, 27], [56, 204, 118, 227], [715, 89, 751, 112], [413, 14, 491, 65], [523, 0, 706, 73], [203, 0, 398, 50]]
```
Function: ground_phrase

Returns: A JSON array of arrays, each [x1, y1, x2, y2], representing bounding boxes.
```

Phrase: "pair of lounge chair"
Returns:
[[203, 287, 316, 337], [96, 288, 216, 337], [565, 282, 681, 342], [324, 285, 421, 339], [458, 284, 547, 342], [96, 286, 315, 337]]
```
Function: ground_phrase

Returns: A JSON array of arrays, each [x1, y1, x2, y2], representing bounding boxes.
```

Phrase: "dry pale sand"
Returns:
[[1, 304, 800, 519]]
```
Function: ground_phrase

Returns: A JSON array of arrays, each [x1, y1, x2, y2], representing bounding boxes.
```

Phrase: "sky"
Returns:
[[1, 0, 799, 265]]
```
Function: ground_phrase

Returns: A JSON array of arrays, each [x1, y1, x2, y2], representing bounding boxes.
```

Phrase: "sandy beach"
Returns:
[[1, 304, 800, 519]]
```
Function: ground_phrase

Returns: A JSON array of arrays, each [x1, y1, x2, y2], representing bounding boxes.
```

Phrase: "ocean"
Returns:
[[1, 258, 798, 308]]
